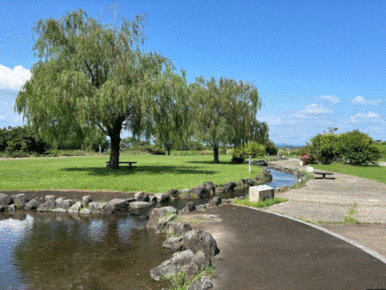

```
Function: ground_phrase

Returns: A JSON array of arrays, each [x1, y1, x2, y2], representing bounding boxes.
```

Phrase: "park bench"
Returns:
[[314, 171, 334, 179], [106, 161, 137, 169]]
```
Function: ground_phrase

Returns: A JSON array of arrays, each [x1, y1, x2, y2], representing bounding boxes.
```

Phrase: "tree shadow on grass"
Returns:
[[186, 160, 235, 165], [61, 165, 217, 176]]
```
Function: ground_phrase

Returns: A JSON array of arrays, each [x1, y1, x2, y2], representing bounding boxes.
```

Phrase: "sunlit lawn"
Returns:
[[311, 163, 386, 184], [0, 154, 261, 193]]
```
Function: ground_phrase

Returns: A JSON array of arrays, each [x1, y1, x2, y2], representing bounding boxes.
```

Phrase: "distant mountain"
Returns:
[[275, 143, 305, 149]]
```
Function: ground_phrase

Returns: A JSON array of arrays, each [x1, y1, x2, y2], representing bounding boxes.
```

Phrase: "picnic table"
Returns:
[[106, 161, 137, 169], [314, 171, 334, 179]]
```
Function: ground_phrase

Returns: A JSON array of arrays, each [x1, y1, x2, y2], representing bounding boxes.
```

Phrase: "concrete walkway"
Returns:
[[265, 158, 386, 258], [183, 205, 386, 290]]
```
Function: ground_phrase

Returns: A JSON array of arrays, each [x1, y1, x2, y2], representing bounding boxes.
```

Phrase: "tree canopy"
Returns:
[[190, 76, 261, 163], [15, 8, 173, 168]]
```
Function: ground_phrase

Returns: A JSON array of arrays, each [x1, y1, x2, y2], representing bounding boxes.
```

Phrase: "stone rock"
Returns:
[[262, 168, 273, 182], [130, 201, 153, 209], [208, 196, 222, 207], [170, 197, 177, 202], [79, 208, 91, 215], [191, 186, 210, 199], [147, 206, 178, 229], [150, 250, 207, 282], [0, 193, 12, 206], [253, 175, 260, 181], [108, 199, 130, 212], [134, 191, 150, 202], [68, 201, 83, 213], [155, 193, 170, 203], [46, 195, 56, 202], [182, 230, 219, 260], [202, 181, 217, 196], [7, 204, 16, 212], [224, 181, 237, 191], [55, 197, 66, 208], [62, 199, 74, 209], [181, 201, 196, 214], [24, 197, 45, 210], [37, 197, 56, 212], [82, 196, 93, 207], [216, 181, 237, 194], [177, 189, 192, 199], [52, 208, 67, 213], [0, 205, 5, 212], [98, 202, 114, 214], [188, 276, 213, 290], [221, 199, 231, 204], [88, 202, 102, 213], [242, 178, 255, 186], [168, 189, 178, 198], [155, 214, 177, 234], [148, 195, 157, 203], [162, 236, 184, 250], [163, 222, 193, 237], [196, 204, 207, 210], [11, 194, 28, 209]]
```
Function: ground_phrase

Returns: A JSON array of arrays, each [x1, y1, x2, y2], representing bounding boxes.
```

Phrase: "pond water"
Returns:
[[0, 168, 297, 290]]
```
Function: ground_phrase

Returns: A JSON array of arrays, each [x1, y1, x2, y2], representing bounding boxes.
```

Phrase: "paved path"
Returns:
[[265, 158, 386, 258], [184, 205, 386, 290]]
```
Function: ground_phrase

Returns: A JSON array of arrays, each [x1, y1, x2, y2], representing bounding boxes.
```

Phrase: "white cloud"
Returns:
[[304, 104, 333, 114], [0, 65, 31, 91], [318, 95, 341, 104], [258, 115, 282, 126], [0, 115, 5, 120], [351, 96, 383, 106], [350, 112, 382, 123]]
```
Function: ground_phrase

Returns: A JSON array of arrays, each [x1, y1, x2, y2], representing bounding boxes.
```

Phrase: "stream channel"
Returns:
[[0, 168, 298, 290]]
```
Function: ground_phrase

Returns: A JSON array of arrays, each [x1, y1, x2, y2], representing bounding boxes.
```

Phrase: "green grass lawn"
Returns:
[[311, 163, 386, 184], [0, 154, 261, 193]]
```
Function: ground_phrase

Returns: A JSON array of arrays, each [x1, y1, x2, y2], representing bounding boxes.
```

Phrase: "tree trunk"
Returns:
[[167, 147, 171, 155], [213, 146, 219, 164], [108, 122, 123, 169]]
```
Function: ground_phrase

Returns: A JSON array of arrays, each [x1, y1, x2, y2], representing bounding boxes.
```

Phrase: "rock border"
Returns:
[[147, 203, 224, 289]]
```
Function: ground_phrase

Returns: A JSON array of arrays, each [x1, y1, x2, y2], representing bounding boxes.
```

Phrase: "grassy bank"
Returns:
[[311, 163, 386, 184], [0, 154, 262, 193]]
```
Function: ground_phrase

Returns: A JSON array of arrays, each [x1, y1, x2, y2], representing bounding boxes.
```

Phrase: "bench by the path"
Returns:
[[106, 161, 137, 169], [314, 171, 334, 179]]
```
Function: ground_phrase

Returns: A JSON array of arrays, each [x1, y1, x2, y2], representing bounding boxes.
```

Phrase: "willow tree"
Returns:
[[190, 76, 261, 163], [146, 68, 190, 155], [15, 8, 170, 169]]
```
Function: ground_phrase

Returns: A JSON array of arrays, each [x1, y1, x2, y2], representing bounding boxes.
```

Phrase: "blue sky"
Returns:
[[1, 0, 385, 146]]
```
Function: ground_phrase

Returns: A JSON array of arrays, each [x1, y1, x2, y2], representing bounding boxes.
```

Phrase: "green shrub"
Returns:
[[308, 133, 339, 164], [231, 147, 246, 164], [336, 130, 381, 165], [244, 141, 265, 158], [265, 141, 278, 156]]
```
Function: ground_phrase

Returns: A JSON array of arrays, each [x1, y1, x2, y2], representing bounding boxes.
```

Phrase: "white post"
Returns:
[[249, 155, 251, 173]]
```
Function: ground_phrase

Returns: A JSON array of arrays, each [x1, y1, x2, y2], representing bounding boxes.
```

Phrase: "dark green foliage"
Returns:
[[231, 147, 246, 164], [336, 130, 381, 165], [0, 126, 48, 155], [265, 140, 278, 155], [307, 133, 339, 164]]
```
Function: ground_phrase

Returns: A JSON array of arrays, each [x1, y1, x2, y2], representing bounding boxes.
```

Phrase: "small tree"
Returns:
[[307, 133, 339, 164]]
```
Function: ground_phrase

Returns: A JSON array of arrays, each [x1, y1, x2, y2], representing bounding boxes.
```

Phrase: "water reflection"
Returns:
[[0, 212, 173, 290]]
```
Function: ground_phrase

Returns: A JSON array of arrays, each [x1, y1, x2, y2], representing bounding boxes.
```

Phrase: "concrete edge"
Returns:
[[231, 203, 386, 265]]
